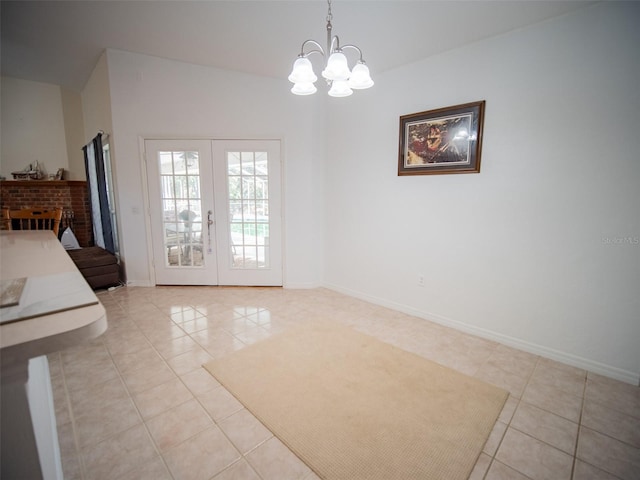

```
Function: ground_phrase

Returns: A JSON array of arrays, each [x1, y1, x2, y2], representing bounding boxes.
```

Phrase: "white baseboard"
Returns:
[[283, 282, 321, 289], [128, 280, 319, 289], [323, 283, 640, 386], [124, 280, 154, 287]]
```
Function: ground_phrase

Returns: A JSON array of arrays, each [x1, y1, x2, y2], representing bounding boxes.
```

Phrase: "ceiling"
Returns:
[[1, 0, 595, 92]]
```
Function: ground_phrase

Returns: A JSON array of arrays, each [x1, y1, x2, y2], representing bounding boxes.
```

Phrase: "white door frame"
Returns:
[[141, 136, 284, 286], [213, 139, 283, 286], [144, 139, 218, 285]]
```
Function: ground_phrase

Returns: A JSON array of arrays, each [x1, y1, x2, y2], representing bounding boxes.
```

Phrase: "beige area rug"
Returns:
[[204, 321, 508, 480]]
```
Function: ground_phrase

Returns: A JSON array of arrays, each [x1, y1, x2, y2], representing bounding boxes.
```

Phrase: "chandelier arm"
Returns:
[[329, 35, 341, 54], [340, 44, 365, 63], [300, 39, 325, 57]]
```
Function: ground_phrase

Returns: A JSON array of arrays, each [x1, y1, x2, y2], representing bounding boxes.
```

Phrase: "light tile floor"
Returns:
[[48, 286, 640, 480]]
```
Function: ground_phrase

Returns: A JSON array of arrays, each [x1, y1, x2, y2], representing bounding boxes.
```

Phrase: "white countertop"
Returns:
[[0, 231, 107, 365]]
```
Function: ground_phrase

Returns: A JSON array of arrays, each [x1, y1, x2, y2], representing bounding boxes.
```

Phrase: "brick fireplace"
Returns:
[[0, 180, 93, 247]]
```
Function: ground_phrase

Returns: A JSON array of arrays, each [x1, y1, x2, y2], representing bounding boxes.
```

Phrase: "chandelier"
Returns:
[[288, 0, 374, 97]]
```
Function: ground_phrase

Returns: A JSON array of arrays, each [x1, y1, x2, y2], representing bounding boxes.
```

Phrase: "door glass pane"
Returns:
[[159, 151, 204, 268], [186, 154, 199, 175], [159, 152, 174, 174], [256, 176, 268, 199], [227, 151, 270, 269]]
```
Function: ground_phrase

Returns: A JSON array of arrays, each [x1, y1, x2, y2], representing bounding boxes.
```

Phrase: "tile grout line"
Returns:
[[483, 355, 542, 479], [181, 297, 310, 480], [99, 296, 176, 479], [118, 295, 229, 479], [56, 351, 88, 480], [569, 372, 589, 480], [117, 294, 259, 480], [180, 300, 272, 480], [572, 373, 634, 480], [478, 340, 519, 479]]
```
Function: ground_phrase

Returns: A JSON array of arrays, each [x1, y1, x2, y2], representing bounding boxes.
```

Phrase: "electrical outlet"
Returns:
[[418, 274, 425, 287]]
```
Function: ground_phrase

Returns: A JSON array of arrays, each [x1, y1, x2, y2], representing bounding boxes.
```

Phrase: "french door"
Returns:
[[145, 139, 282, 286]]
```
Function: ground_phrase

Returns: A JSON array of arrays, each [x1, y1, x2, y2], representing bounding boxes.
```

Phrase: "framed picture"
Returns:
[[398, 100, 485, 176]]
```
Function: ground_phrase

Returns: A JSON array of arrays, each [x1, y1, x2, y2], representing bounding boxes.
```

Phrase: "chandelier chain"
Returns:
[[326, 0, 333, 23]]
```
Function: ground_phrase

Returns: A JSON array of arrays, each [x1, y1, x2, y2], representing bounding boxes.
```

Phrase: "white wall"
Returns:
[[0, 77, 70, 178], [81, 52, 113, 146], [324, 2, 640, 383], [60, 87, 85, 180], [102, 49, 326, 288]]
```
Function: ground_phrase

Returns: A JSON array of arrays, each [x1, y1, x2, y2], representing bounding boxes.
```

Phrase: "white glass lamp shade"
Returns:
[[291, 82, 318, 96], [328, 79, 353, 97], [348, 63, 374, 89], [288, 57, 318, 84], [322, 52, 351, 81]]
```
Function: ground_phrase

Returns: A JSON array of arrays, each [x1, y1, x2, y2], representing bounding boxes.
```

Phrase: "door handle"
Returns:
[[206, 210, 213, 254]]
